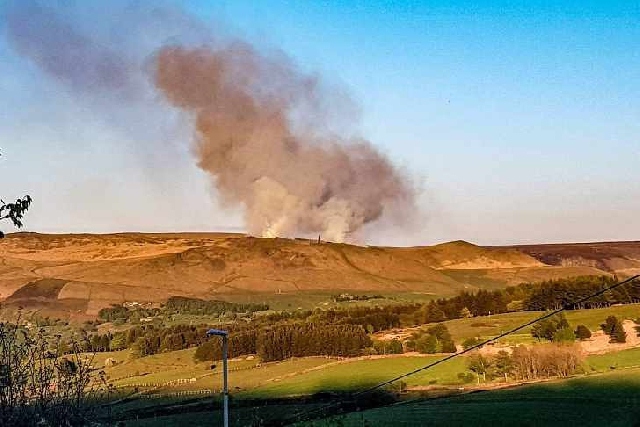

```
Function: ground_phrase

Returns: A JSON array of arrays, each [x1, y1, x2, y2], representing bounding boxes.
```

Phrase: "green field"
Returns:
[[432, 303, 640, 345], [95, 303, 640, 399], [587, 347, 640, 371], [93, 303, 640, 426], [248, 355, 468, 398], [309, 368, 640, 427], [117, 365, 640, 426]]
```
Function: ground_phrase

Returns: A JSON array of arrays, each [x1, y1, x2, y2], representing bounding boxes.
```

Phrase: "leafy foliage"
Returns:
[[601, 316, 626, 343], [408, 275, 638, 327], [413, 323, 456, 354], [0, 195, 32, 236], [494, 350, 514, 381], [531, 313, 570, 341], [331, 294, 384, 303], [164, 296, 268, 316], [468, 344, 583, 383], [524, 276, 639, 310], [373, 339, 403, 355], [552, 327, 576, 343], [468, 353, 492, 382], [0, 316, 107, 426], [195, 323, 370, 362], [574, 324, 592, 340], [462, 337, 482, 350]]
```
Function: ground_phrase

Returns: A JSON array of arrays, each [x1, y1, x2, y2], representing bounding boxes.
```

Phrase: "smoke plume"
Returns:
[[3, 1, 417, 242]]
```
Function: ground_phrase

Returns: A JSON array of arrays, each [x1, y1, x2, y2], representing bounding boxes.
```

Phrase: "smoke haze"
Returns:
[[3, 0, 417, 242]]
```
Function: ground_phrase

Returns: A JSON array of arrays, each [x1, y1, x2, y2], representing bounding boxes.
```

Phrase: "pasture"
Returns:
[[307, 368, 640, 427]]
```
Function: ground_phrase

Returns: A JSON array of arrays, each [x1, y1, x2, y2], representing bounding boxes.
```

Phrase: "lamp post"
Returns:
[[206, 328, 229, 427]]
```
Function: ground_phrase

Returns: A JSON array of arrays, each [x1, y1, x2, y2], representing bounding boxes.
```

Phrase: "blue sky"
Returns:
[[0, 1, 638, 245]]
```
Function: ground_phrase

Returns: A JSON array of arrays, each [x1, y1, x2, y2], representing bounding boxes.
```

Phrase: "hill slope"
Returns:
[[509, 241, 640, 275], [1, 233, 634, 316]]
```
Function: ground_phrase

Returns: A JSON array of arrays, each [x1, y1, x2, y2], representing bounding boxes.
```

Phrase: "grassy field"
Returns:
[[97, 303, 640, 426], [247, 355, 468, 398], [311, 368, 640, 427], [102, 351, 468, 397], [94, 303, 640, 396], [432, 303, 640, 345], [99, 348, 335, 392], [117, 363, 640, 426], [586, 347, 640, 371]]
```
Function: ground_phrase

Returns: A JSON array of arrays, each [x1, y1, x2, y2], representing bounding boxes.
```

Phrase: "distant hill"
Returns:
[[506, 241, 640, 276], [1, 233, 636, 317]]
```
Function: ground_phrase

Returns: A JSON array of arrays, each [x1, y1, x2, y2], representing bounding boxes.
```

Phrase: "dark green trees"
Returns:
[[373, 339, 403, 355], [415, 323, 456, 354], [467, 353, 492, 383], [574, 325, 592, 340], [601, 316, 627, 343], [531, 313, 570, 341], [494, 350, 514, 381]]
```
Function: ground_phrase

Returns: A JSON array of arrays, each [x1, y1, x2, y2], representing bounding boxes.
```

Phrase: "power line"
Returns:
[[280, 274, 640, 425]]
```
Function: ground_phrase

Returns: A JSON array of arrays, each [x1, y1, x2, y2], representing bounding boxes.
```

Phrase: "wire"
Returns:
[[280, 274, 640, 425]]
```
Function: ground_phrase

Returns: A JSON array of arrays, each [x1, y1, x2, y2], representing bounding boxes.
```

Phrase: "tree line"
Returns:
[[416, 275, 639, 325], [405, 323, 457, 354], [83, 321, 371, 362], [466, 344, 583, 383], [263, 304, 420, 333], [523, 276, 639, 310], [81, 275, 638, 364], [163, 296, 268, 316], [195, 323, 370, 362], [97, 297, 269, 324], [94, 275, 637, 345]]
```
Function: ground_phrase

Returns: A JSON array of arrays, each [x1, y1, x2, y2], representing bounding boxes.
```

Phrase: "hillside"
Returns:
[[509, 241, 640, 275], [0, 233, 636, 316]]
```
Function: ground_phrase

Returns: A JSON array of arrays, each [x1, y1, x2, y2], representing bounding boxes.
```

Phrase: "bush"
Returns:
[[373, 339, 403, 355], [441, 339, 457, 353], [531, 313, 570, 341], [601, 316, 627, 343], [574, 325, 592, 340], [467, 353, 492, 382], [0, 317, 108, 425], [457, 372, 475, 383], [462, 337, 481, 350], [415, 323, 456, 354], [416, 334, 438, 354], [552, 327, 576, 343]]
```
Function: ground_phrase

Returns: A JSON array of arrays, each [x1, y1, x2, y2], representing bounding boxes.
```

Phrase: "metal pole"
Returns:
[[206, 329, 229, 427], [222, 335, 229, 427]]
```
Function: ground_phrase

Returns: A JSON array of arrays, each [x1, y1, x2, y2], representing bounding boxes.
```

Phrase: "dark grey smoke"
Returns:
[[3, 0, 417, 242]]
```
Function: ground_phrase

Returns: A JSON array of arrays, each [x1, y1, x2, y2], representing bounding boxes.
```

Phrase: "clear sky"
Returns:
[[0, 1, 638, 245]]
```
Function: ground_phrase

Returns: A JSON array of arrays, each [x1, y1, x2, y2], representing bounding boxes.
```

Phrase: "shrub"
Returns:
[[601, 316, 627, 343], [574, 325, 592, 340], [457, 372, 475, 383], [552, 327, 576, 343], [415, 323, 456, 354], [0, 317, 108, 425], [416, 334, 438, 354], [373, 339, 403, 355], [462, 337, 481, 350], [531, 313, 570, 341], [441, 339, 457, 353]]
